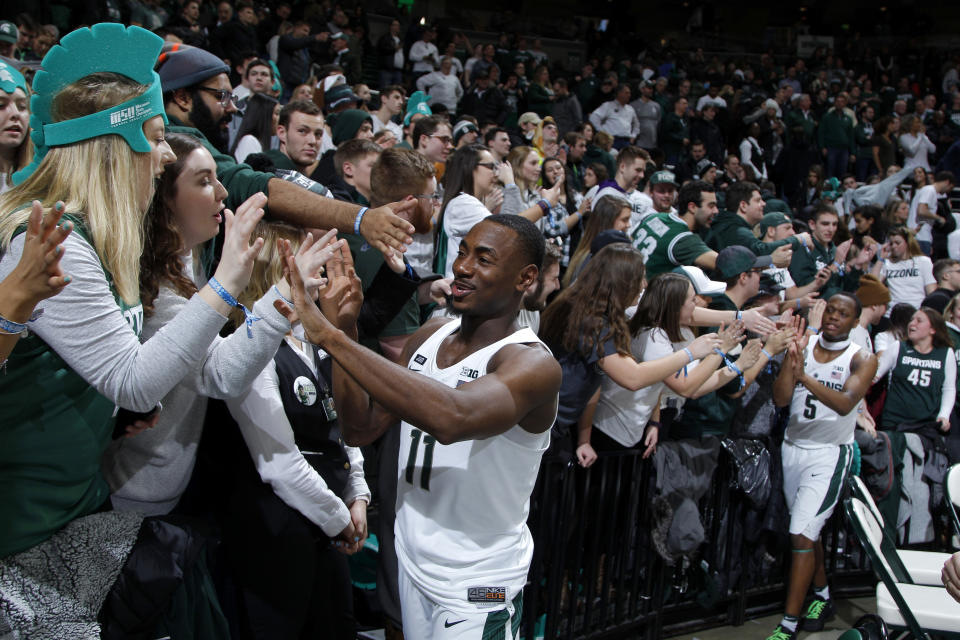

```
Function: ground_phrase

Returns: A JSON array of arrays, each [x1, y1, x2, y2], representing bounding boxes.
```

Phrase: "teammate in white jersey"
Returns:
[[768, 293, 878, 640], [278, 214, 562, 639]]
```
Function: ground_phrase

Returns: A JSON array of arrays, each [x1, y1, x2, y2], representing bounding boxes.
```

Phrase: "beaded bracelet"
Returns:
[[209, 277, 261, 338]]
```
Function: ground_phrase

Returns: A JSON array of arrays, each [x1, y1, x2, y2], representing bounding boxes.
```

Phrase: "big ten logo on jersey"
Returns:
[[122, 304, 144, 337], [467, 586, 506, 607], [457, 366, 479, 387]]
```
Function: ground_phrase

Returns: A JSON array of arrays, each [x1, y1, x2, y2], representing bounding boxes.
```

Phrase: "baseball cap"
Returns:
[[325, 83, 362, 110], [0, 21, 18, 45], [759, 212, 792, 235], [756, 273, 784, 297], [331, 31, 347, 41], [672, 265, 726, 296], [518, 112, 541, 127], [649, 170, 679, 187], [156, 43, 230, 92], [714, 245, 771, 279]]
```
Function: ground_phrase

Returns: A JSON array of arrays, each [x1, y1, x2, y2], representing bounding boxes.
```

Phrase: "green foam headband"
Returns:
[[41, 78, 165, 152], [14, 23, 167, 185], [0, 61, 27, 96]]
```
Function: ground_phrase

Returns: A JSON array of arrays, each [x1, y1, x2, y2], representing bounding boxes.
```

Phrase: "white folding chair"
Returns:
[[849, 475, 949, 586], [845, 497, 960, 639], [947, 464, 960, 541]]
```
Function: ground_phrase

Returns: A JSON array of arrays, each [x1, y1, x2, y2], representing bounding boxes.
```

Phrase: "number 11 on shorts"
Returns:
[[404, 428, 436, 490]]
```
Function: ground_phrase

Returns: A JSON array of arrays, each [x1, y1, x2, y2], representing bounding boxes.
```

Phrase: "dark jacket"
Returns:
[[276, 34, 315, 87], [376, 32, 403, 71], [460, 85, 507, 125]]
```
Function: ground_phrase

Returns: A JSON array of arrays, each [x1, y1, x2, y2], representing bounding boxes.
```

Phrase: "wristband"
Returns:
[[833, 260, 845, 276], [209, 277, 261, 338], [683, 347, 694, 363], [647, 420, 662, 428], [736, 310, 743, 321], [810, 327, 820, 334], [675, 346, 696, 379], [0, 314, 27, 336], [761, 348, 773, 360], [353, 206, 368, 235], [273, 284, 293, 306], [536, 199, 550, 215], [714, 347, 745, 389]]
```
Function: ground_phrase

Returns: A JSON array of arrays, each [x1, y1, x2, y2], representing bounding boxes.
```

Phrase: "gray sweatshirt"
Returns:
[[102, 253, 292, 514]]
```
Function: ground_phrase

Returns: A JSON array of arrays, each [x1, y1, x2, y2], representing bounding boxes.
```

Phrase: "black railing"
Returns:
[[521, 440, 875, 640]]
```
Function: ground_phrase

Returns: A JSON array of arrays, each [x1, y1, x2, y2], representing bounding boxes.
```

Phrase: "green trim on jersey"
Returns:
[[480, 593, 523, 639], [816, 443, 853, 516], [0, 213, 143, 558]]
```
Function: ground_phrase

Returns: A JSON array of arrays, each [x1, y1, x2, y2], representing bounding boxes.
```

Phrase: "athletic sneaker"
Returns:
[[764, 624, 798, 640], [801, 596, 835, 631]]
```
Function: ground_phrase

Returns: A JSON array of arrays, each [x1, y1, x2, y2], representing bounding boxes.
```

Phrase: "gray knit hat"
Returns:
[[156, 43, 230, 92]]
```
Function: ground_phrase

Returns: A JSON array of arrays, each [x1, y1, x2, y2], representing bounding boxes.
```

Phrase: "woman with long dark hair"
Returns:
[[539, 244, 722, 460], [587, 272, 762, 458], [231, 92, 281, 162], [435, 144, 553, 276]]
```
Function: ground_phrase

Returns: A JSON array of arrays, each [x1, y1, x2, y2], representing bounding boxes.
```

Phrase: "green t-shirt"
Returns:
[[0, 215, 142, 558], [881, 341, 950, 429], [631, 213, 710, 280]]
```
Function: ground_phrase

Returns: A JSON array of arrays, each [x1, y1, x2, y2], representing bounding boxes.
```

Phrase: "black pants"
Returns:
[[222, 482, 355, 640]]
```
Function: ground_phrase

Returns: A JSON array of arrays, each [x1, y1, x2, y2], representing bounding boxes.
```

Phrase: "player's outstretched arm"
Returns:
[[801, 350, 878, 416], [280, 247, 561, 445], [266, 178, 417, 255]]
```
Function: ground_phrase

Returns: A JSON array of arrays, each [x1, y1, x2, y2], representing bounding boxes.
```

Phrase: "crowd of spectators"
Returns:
[[3, 2, 960, 639]]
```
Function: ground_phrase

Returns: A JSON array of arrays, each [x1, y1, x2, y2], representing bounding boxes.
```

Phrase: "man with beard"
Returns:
[[769, 293, 877, 640], [518, 243, 561, 333], [631, 180, 719, 279], [157, 44, 416, 258]]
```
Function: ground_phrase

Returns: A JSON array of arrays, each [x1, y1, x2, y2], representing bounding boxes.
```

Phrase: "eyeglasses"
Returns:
[[429, 134, 453, 145], [197, 87, 237, 107], [415, 192, 442, 202], [476, 162, 497, 170]]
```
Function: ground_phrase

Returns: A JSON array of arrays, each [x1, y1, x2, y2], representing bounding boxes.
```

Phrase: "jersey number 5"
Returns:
[[803, 394, 817, 420], [404, 428, 436, 490]]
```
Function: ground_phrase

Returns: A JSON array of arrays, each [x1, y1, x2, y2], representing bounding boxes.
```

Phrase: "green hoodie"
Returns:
[[706, 210, 800, 256]]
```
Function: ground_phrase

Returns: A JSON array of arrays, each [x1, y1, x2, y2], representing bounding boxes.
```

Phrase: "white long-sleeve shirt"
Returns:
[[899, 132, 937, 171], [409, 40, 439, 73], [416, 70, 463, 111], [589, 100, 640, 139], [227, 337, 370, 537]]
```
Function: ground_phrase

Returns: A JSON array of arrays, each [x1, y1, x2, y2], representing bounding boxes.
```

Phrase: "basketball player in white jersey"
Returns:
[[767, 293, 877, 640], [277, 214, 562, 639]]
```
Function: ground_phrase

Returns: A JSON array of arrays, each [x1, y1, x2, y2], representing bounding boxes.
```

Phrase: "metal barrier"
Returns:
[[521, 440, 876, 640]]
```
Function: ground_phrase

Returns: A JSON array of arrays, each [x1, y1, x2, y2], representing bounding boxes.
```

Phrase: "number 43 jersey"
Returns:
[[395, 318, 554, 613], [786, 341, 862, 447]]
